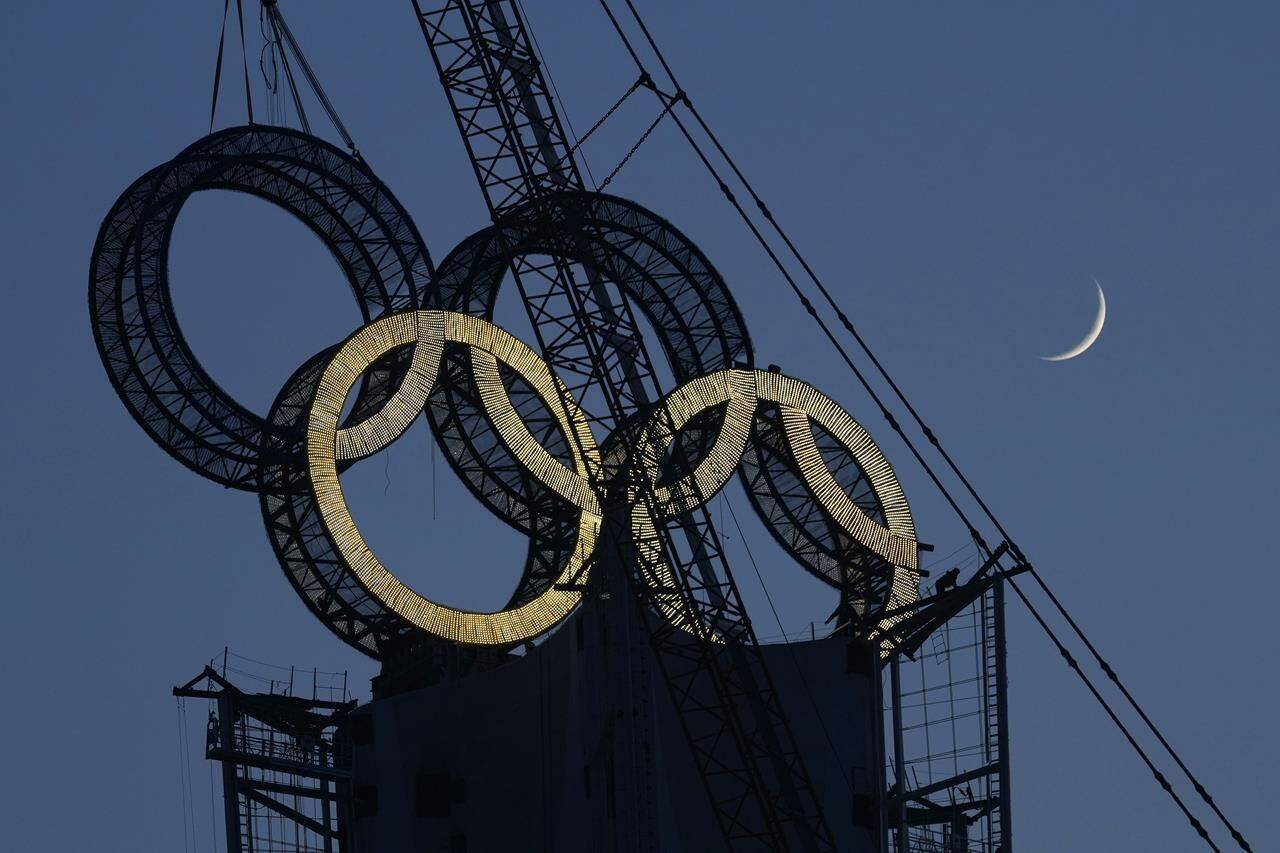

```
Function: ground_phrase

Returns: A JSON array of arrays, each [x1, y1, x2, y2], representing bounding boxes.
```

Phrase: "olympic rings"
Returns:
[[91, 128, 920, 655]]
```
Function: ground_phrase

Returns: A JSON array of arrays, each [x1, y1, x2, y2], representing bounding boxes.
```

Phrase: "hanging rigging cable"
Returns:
[[517, 0, 665, 190], [208, 758, 218, 853], [609, 0, 998, 550], [270, 17, 310, 132], [208, 0, 255, 132], [257, 6, 281, 125], [208, 0, 230, 132], [512, 0, 599, 187], [593, 2, 1253, 849], [261, 0, 358, 153], [597, 96, 675, 191], [594, 5, 993, 557], [383, 447, 391, 496], [175, 698, 196, 853], [567, 75, 647, 161]]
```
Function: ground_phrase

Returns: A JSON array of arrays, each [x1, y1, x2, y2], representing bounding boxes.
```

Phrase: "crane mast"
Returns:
[[413, 1, 836, 849]]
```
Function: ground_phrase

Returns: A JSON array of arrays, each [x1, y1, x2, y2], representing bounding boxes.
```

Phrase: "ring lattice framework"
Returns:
[[90, 126, 433, 654], [90, 129, 920, 657], [89, 125, 432, 489]]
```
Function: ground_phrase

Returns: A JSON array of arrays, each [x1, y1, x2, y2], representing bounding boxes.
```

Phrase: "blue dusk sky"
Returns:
[[1, 2, 1276, 850]]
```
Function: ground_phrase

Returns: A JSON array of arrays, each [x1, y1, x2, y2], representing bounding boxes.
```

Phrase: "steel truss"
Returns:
[[880, 560, 1016, 853], [414, 1, 842, 848], [84, 2, 1014, 850], [175, 667, 357, 853], [90, 19, 914, 670], [90, 126, 431, 490]]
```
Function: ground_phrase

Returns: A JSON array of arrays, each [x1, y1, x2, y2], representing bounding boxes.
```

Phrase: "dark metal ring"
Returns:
[[89, 125, 433, 489]]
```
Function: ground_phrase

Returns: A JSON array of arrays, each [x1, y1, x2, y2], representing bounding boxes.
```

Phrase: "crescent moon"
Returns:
[[1041, 280, 1106, 362]]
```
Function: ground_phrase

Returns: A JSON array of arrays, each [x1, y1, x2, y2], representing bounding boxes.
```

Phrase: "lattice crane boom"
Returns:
[[412, 1, 836, 849]]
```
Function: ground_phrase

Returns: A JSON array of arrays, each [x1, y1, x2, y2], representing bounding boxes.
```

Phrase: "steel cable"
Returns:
[[235, 0, 253, 125], [594, 1, 1253, 848], [207, 0, 254, 130], [1007, 577, 1219, 851], [1027, 566, 1253, 851], [268, 5, 357, 152], [208, 0, 231, 133], [568, 76, 646, 160], [513, 0, 600, 187], [597, 97, 674, 191]]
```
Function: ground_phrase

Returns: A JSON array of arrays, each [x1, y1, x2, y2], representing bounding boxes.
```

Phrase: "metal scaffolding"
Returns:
[[883, 557, 1015, 853], [175, 662, 357, 853]]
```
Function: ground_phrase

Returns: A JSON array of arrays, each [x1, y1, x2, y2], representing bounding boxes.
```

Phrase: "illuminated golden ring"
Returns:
[[307, 310, 602, 646], [632, 368, 919, 636]]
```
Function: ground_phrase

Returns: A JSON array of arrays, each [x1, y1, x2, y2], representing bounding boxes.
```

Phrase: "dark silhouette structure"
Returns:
[[99, 2, 1020, 851]]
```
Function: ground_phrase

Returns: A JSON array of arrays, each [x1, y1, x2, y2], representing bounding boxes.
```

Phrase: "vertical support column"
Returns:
[[217, 693, 243, 853], [321, 775, 335, 853], [994, 578, 1012, 852], [889, 656, 906, 853], [868, 643, 889, 853]]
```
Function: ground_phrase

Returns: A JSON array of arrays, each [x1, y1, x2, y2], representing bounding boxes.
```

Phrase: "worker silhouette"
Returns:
[[933, 567, 961, 596]]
